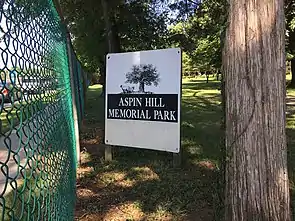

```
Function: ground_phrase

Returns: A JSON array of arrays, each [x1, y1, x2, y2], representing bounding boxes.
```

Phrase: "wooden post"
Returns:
[[173, 48, 182, 169], [104, 145, 112, 162], [101, 0, 115, 162], [173, 153, 181, 168]]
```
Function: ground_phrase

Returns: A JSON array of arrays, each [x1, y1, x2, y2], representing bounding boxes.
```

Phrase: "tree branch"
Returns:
[[186, 0, 199, 5]]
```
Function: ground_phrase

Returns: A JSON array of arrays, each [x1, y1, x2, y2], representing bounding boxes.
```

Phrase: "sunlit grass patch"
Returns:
[[103, 201, 145, 221]]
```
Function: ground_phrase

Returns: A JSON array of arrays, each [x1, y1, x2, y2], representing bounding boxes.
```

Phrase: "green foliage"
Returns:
[[13, 0, 50, 20], [182, 51, 196, 72], [286, 0, 295, 54], [60, 0, 169, 72], [119, 1, 169, 51], [290, 17, 295, 31], [60, 0, 293, 75], [60, 0, 229, 73], [168, 0, 227, 72]]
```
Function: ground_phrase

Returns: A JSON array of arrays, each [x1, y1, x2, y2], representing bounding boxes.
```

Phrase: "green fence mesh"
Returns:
[[0, 0, 87, 220], [70, 50, 86, 130]]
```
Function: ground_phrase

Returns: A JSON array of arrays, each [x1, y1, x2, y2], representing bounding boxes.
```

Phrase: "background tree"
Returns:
[[223, 0, 291, 219], [60, 0, 169, 83], [125, 64, 160, 92], [168, 0, 227, 74], [285, 0, 295, 87]]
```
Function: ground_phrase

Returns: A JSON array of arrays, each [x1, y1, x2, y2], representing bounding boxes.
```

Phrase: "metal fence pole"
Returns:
[[53, 0, 81, 166], [66, 37, 81, 166]]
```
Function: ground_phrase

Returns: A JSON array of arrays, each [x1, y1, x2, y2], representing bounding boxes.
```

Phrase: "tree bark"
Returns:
[[223, 0, 291, 220], [110, 17, 121, 53], [99, 65, 106, 97], [101, 0, 120, 54], [100, 0, 121, 97], [101, 0, 112, 53]]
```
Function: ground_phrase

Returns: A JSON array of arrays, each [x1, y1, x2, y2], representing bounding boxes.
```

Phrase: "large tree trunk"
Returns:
[[99, 65, 106, 97], [110, 17, 121, 53], [206, 71, 209, 83], [101, 0, 120, 53], [222, 0, 291, 220], [100, 0, 121, 97], [101, 0, 112, 53]]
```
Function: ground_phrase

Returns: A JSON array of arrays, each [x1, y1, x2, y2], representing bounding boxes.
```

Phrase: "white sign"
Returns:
[[105, 48, 181, 153]]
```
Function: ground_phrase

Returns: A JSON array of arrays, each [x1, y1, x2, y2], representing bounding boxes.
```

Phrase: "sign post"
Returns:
[[105, 48, 182, 155]]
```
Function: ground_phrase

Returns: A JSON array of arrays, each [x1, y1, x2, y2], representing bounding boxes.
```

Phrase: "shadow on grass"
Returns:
[[182, 79, 221, 91], [286, 97, 295, 218], [181, 95, 222, 166], [76, 81, 223, 221], [287, 127, 295, 219]]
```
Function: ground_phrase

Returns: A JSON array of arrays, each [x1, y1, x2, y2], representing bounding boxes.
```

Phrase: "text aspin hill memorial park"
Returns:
[[107, 94, 178, 123]]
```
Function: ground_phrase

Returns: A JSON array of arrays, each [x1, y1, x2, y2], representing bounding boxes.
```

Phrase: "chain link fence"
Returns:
[[70, 48, 87, 129], [0, 0, 87, 220]]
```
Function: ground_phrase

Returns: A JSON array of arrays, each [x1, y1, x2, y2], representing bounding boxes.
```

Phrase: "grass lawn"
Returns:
[[75, 75, 295, 220]]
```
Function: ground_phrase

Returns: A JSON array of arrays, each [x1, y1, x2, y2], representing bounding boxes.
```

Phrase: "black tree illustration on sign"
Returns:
[[125, 64, 160, 93]]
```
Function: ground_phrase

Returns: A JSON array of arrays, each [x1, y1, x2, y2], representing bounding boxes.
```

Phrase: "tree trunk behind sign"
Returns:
[[222, 0, 291, 220], [100, 0, 120, 96]]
